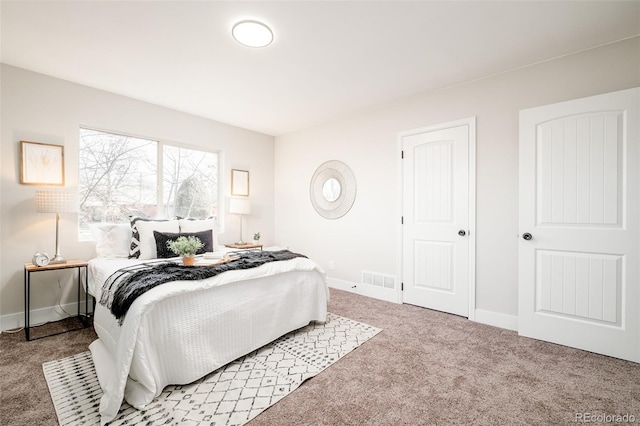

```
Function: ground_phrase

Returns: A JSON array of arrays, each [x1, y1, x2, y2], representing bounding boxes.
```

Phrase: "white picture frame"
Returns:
[[20, 141, 65, 186], [231, 169, 249, 196]]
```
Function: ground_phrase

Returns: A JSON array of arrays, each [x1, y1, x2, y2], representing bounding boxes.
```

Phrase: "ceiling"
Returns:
[[2, 1, 638, 136]]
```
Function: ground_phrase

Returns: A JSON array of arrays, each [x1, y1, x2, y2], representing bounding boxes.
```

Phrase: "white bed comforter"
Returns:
[[87, 256, 328, 425]]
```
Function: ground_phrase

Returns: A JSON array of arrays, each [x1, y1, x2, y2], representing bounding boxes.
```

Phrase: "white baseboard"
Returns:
[[327, 277, 400, 303], [328, 278, 517, 332], [0, 301, 91, 332], [473, 308, 518, 331]]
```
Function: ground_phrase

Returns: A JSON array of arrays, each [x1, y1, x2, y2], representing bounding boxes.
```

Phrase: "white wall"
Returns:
[[274, 37, 640, 324], [0, 65, 274, 329], [3, 38, 638, 332]]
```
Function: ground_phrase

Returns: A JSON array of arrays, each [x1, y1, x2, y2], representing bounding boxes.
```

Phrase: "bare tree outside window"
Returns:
[[163, 145, 218, 219], [79, 128, 219, 241]]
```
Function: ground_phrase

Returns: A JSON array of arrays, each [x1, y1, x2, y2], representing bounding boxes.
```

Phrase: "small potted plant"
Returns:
[[253, 232, 261, 244], [167, 236, 204, 266]]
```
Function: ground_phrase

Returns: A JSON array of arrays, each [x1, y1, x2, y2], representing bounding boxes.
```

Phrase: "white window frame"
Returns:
[[78, 126, 224, 241]]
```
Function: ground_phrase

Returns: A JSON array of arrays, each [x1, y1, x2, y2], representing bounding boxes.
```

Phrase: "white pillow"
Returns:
[[136, 219, 180, 260], [93, 223, 132, 258], [179, 218, 218, 249]]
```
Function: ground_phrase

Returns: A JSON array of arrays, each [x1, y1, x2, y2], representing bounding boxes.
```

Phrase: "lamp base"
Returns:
[[50, 214, 67, 264], [235, 240, 247, 245], [49, 255, 67, 265]]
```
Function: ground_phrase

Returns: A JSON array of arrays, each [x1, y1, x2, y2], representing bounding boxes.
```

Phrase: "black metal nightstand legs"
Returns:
[[24, 261, 89, 341]]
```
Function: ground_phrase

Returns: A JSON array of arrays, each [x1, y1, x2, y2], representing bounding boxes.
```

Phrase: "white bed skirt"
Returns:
[[88, 257, 328, 424]]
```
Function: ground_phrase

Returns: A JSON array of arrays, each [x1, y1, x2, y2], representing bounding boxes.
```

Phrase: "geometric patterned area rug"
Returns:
[[43, 313, 381, 426]]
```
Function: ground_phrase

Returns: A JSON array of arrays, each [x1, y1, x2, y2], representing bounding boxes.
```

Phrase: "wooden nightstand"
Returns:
[[224, 243, 263, 250], [24, 258, 90, 341]]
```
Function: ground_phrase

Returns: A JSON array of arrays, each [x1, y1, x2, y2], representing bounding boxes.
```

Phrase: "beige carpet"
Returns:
[[1, 288, 639, 425]]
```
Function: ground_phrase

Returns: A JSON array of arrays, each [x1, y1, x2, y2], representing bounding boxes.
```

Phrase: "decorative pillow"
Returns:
[[92, 223, 131, 258], [129, 217, 180, 259], [153, 230, 214, 258], [179, 218, 218, 249]]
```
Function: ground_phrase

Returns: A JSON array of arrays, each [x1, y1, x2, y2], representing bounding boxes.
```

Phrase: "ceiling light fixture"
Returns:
[[232, 20, 273, 48]]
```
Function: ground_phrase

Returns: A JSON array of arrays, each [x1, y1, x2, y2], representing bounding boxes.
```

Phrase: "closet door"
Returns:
[[519, 88, 639, 362], [401, 119, 474, 317]]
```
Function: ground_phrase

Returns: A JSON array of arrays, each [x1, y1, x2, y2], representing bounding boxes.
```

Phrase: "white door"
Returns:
[[519, 88, 639, 362], [401, 119, 474, 317]]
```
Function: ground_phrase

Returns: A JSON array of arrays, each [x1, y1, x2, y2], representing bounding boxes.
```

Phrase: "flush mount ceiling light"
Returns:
[[232, 20, 273, 48]]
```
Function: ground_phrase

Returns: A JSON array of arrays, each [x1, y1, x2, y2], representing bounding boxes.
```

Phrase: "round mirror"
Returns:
[[322, 178, 341, 202], [310, 160, 356, 220]]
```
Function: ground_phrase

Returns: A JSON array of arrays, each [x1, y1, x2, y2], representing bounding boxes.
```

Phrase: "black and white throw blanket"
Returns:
[[100, 250, 306, 324]]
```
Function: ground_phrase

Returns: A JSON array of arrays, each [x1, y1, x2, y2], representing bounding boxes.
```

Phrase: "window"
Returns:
[[79, 128, 219, 240], [162, 145, 218, 219]]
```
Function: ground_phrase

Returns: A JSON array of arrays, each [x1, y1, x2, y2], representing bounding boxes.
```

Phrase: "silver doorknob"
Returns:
[[522, 233, 533, 240], [458, 230, 466, 237]]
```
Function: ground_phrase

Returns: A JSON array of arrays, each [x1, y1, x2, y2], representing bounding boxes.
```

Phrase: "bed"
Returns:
[[86, 220, 328, 424]]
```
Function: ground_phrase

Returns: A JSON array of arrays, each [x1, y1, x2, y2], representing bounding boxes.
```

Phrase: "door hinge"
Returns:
[[401, 216, 404, 225], [401, 150, 404, 159], [401, 282, 404, 291]]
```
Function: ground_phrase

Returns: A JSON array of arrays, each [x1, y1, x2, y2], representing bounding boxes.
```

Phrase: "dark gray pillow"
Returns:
[[153, 230, 213, 258]]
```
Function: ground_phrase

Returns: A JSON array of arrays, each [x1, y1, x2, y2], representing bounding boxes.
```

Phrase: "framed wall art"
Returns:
[[20, 141, 65, 186], [231, 169, 249, 196]]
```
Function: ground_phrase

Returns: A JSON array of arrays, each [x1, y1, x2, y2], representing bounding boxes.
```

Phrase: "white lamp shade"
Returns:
[[36, 190, 78, 213], [229, 198, 251, 215]]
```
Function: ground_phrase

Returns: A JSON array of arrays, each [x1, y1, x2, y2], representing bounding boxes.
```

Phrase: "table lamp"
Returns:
[[36, 190, 77, 264], [229, 198, 251, 245]]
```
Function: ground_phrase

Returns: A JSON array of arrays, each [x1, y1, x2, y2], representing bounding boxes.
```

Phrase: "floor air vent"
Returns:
[[362, 271, 395, 289]]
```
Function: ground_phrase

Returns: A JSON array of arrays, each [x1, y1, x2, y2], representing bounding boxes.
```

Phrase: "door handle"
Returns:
[[458, 230, 466, 237], [522, 233, 533, 241]]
